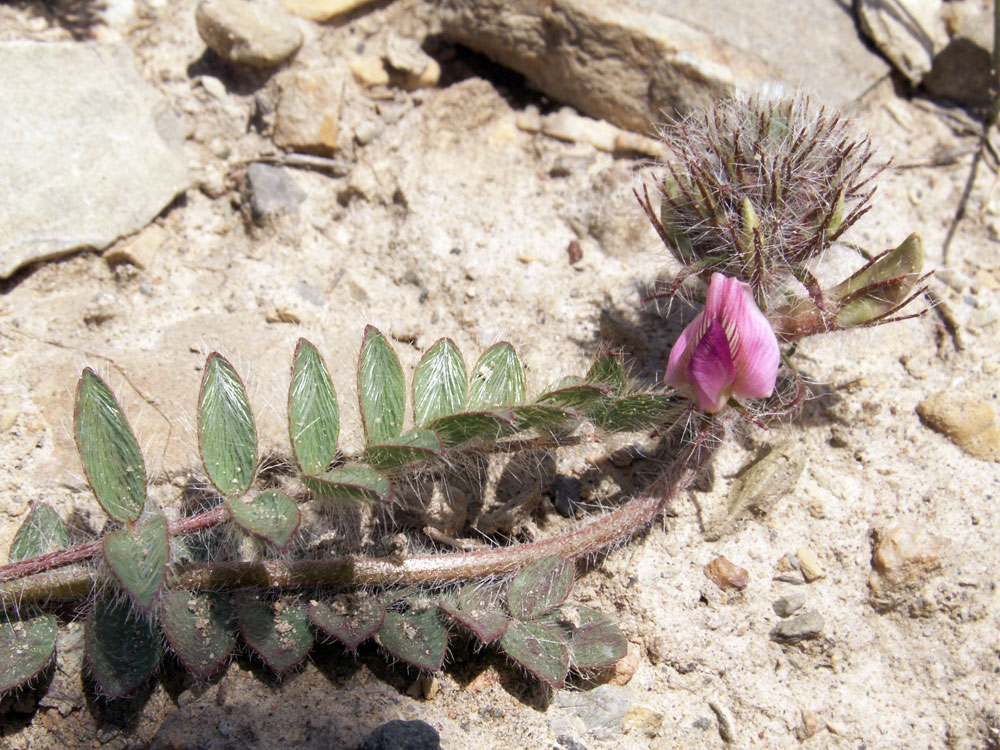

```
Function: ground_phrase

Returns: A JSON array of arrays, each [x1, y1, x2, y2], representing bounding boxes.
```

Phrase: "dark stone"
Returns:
[[924, 38, 992, 108], [556, 735, 588, 750], [245, 163, 305, 222], [358, 719, 441, 750], [551, 474, 582, 517]]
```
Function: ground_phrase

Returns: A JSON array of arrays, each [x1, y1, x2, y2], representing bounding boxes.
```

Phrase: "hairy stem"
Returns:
[[0, 424, 718, 605]]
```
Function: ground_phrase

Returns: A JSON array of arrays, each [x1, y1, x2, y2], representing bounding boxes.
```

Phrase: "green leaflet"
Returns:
[[228, 491, 300, 551], [544, 605, 628, 670], [305, 465, 393, 504], [438, 583, 507, 644], [426, 409, 514, 448], [506, 556, 574, 621], [74, 369, 146, 523], [378, 605, 448, 672], [310, 596, 385, 651], [288, 339, 340, 475], [466, 343, 525, 410], [585, 353, 626, 397], [85, 600, 162, 698], [413, 338, 467, 426], [595, 394, 681, 432], [198, 353, 257, 498], [159, 590, 236, 682], [364, 429, 443, 471], [239, 601, 313, 676], [102, 514, 169, 612], [358, 326, 405, 445], [9, 502, 70, 561], [0, 612, 57, 693], [499, 620, 569, 688]]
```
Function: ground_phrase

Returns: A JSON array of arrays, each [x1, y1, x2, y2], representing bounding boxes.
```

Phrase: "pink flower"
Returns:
[[666, 273, 780, 413]]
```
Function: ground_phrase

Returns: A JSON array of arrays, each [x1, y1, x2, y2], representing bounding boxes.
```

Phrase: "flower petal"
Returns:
[[665, 311, 703, 389], [685, 319, 736, 412]]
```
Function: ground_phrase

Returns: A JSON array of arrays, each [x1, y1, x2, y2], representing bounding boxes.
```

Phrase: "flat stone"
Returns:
[[351, 56, 390, 87], [274, 68, 345, 155], [104, 224, 168, 270], [439, 0, 889, 136], [359, 719, 441, 750], [856, 0, 945, 83], [244, 163, 306, 222], [703, 556, 749, 591], [196, 0, 302, 69], [769, 609, 824, 642], [285, 0, 375, 22], [796, 545, 826, 582], [869, 522, 948, 604], [772, 591, 806, 618], [0, 42, 187, 279], [917, 389, 1000, 461], [554, 684, 634, 741]]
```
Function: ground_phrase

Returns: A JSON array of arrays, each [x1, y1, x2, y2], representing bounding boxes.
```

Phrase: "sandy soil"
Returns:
[[0, 1, 999, 748]]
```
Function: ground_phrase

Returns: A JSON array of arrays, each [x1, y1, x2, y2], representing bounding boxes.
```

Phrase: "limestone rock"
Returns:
[[917, 389, 1000, 461], [274, 68, 345, 155], [0, 42, 188, 279], [285, 0, 376, 22], [439, 0, 888, 136], [856, 0, 945, 84], [196, 0, 302, 69], [869, 522, 948, 606]]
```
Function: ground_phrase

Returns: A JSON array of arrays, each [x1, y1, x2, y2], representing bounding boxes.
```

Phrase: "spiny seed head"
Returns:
[[646, 87, 884, 305]]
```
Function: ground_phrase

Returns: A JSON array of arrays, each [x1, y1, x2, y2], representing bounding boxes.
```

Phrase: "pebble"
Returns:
[[195, 0, 302, 69], [869, 522, 948, 603], [772, 592, 806, 618], [0, 407, 19, 432], [0, 42, 188, 279], [622, 705, 663, 737], [769, 609, 824, 642], [542, 108, 619, 152], [284, 0, 375, 22], [244, 163, 306, 222], [359, 719, 441, 750], [796, 545, 826, 582], [104, 224, 167, 270], [917, 389, 1000, 461], [708, 700, 738, 744], [596, 641, 640, 687], [795, 706, 820, 740], [384, 34, 440, 90], [703, 556, 749, 591], [199, 166, 228, 198], [553, 685, 634, 741], [351, 56, 390, 87], [198, 75, 227, 100], [551, 474, 582, 518], [274, 68, 345, 156], [354, 120, 380, 146]]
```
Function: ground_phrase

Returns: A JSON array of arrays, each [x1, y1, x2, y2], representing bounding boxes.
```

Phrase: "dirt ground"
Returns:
[[0, 1, 999, 748]]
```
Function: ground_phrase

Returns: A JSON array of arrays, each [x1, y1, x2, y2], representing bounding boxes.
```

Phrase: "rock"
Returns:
[[359, 719, 441, 750], [551, 474, 582, 517], [554, 685, 634, 741], [703, 556, 749, 591], [795, 706, 820, 741], [383, 34, 441, 90], [244, 163, 306, 222], [104, 224, 168, 270], [924, 1, 993, 107], [195, 0, 302, 69], [0, 407, 18, 433], [274, 68, 345, 155], [772, 591, 806, 618], [769, 609, 824, 642], [917, 389, 1000, 461], [198, 74, 227, 100], [869, 522, 948, 606], [708, 700, 738, 744], [623, 705, 663, 737], [0, 42, 188, 279], [856, 0, 945, 84], [351, 56, 390, 87], [439, 0, 888, 136], [796, 545, 826, 582], [595, 641, 640, 686], [542, 108, 620, 152], [284, 0, 376, 22]]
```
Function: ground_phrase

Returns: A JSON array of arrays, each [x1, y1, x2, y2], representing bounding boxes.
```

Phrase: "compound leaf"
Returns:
[[288, 339, 340, 475], [159, 590, 236, 682], [85, 600, 162, 698], [309, 596, 385, 650], [499, 620, 569, 688], [199, 354, 257, 498], [0, 612, 57, 693], [466, 343, 525, 410], [9, 502, 70, 562], [358, 326, 405, 445], [507, 556, 574, 621], [413, 338, 467, 426], [74, 369, 145, 523], [239, 600, 313, 676], [102, 514, 169, 612], [228, 490, 300, 551], [378, 605, 447, 672]]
